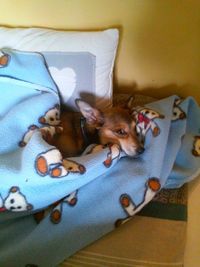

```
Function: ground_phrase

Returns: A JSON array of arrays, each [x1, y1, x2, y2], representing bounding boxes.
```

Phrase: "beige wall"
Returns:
[[1, 0, 200, 102]]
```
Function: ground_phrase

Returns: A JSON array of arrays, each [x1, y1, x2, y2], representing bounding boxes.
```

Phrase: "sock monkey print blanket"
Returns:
[[0, 49, 200, 267]]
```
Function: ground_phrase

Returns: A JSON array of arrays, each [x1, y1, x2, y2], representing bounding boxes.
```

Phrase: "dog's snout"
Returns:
[[137, 146, 145, 155]]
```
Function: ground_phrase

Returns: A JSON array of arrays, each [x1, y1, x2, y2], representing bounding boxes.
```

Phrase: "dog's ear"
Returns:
[[75, 99, 104, 126], [117, 95, 135, 110], [126, 95, 135, 109]]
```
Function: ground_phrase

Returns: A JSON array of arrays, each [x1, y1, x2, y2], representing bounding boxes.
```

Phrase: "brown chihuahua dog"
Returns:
[[51, 99, 144, 158]]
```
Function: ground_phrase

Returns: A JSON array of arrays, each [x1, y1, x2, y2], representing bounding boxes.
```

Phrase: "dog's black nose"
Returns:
[[137, 147, 145, 155]]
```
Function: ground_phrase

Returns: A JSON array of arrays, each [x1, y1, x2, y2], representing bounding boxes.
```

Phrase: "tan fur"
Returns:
[[98, 107, 142, 156], [50, 111, 84, 157], [50, 101, 144, 158]]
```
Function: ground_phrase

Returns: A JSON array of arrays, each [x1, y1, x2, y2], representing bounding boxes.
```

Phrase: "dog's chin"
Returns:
[[124, 151, 139, 158], [122, 149, 143, 158]]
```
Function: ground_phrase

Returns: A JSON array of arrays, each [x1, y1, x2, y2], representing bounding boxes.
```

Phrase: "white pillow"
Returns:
[[0, 27, 119, 109]]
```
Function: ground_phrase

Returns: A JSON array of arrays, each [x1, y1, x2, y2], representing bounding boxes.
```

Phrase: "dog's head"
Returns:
[[76, 99, 144, 157]]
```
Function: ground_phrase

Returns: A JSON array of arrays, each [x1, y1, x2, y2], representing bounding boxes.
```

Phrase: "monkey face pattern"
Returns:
[[137, 108, 164, 120], [192, 136, 200, 157], [19, 103, 61, 148], [132, 107, 165, 138], [3, 187, 33, 212], [172, 99, 186, 121], [39, 105, 60, 126]]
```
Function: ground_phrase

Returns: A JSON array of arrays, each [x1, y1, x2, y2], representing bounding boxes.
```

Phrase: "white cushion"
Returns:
[[0, 27, 119, 109]]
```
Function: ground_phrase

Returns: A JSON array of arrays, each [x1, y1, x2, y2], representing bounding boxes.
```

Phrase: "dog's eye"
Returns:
[[115, 129, 127, 136]]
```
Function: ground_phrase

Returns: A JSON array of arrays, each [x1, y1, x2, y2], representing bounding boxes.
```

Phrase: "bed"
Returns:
[[0, 27, 200, 267]]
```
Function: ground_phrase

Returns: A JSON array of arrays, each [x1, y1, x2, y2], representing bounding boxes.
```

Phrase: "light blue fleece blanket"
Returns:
[[0, 49, 200, 267]]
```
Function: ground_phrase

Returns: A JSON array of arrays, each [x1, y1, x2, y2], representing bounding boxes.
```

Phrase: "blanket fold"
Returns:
[[0, 49, 200, 267]]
